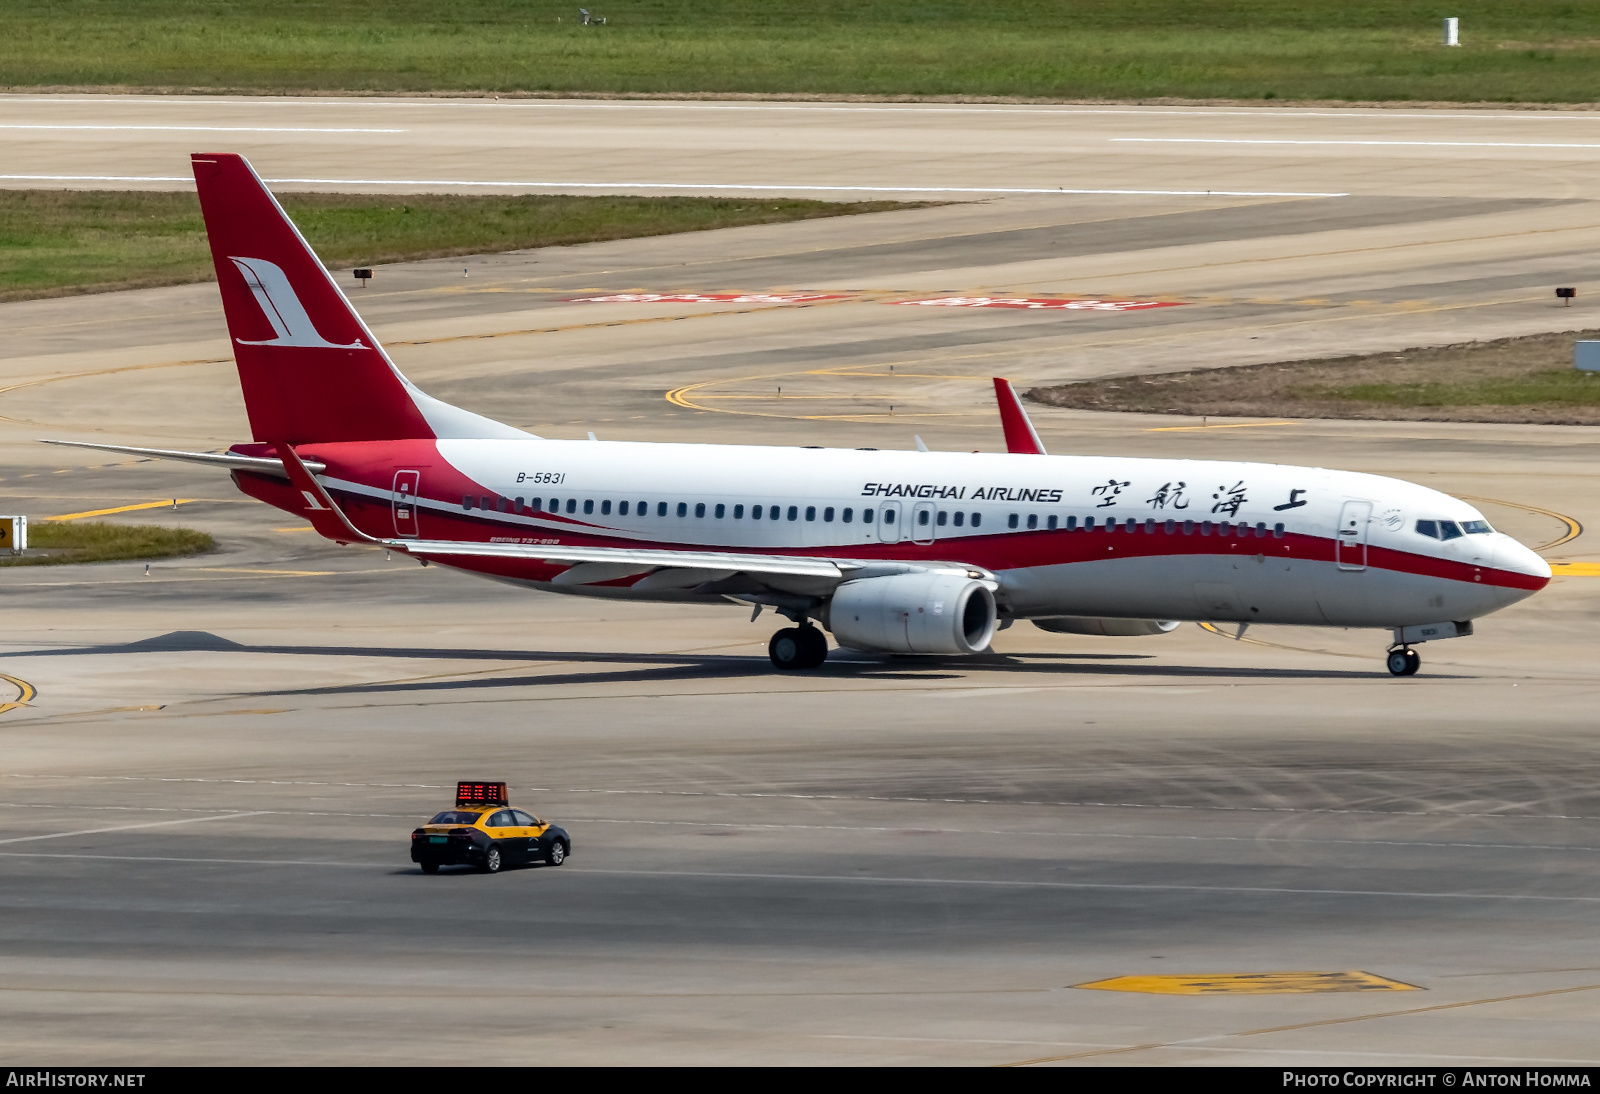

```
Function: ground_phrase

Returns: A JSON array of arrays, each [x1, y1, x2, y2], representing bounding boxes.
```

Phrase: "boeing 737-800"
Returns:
[[46, 154, 1551, 676]]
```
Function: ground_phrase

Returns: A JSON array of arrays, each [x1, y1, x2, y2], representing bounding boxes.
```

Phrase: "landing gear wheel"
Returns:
[[769, 628, 803, 670], [1387, 647, 1421, 676], [769, 625, 828, 670], [420, 861, 440, 875], [481, 844, 503, 874], [795, 624, 828, 669]]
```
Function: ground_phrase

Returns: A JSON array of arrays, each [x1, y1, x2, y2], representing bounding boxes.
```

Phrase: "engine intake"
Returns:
[[1032, 617, 1179, 637], [828, 572, 997, 655]]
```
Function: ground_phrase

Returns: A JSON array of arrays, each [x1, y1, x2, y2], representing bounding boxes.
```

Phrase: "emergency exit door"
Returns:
[[1336, 499, 1371, 571], [393, 470, 421, 537]]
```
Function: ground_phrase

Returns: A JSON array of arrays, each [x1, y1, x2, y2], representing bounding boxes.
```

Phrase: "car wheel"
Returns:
[[548, 841, 566, 866], [482, 845, 503, 874], [420, 861, 440, 875]]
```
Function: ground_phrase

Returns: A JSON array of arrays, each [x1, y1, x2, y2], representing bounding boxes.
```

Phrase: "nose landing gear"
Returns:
[[1386, 645, 1421, 677], [769, 623, 828, 670]]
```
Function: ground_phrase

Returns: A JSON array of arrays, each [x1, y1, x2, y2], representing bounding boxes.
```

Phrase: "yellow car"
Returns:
[[409, 782, 571, 875]]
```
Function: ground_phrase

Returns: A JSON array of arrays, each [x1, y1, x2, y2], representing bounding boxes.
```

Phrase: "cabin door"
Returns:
[[393, 470, 421, 538], [1336, 500, 1371, 572]]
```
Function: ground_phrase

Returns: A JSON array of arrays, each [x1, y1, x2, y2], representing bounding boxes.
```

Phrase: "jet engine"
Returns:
[[1032, 617, 1180, 637], [828, 572, 997, 655]]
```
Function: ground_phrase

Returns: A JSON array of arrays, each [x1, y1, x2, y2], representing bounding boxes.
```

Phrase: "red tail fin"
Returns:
[[191, 153, 526, 444], [992, 378, 1047, 455]]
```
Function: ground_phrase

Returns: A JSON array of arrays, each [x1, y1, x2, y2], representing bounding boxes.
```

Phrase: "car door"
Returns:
[[485, 810, 521, 863], [512, 810, 542, 862]]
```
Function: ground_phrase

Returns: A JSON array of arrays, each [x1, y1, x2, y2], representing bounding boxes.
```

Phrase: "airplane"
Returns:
[[46, 153, 1551, 677]]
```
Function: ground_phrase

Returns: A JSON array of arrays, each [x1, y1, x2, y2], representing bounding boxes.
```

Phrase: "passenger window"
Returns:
[[1273, 522, 1285, 538], [769, 506, 781, 520], [1143, 518, 1154, 533], [1048, 515, 1058, 530], [882, 509, 894, 525], [1084, 516, 1095, 530], [715, 503, 726, 518], [638, 500, 646, 515], [1026, 514, 1037, 530], [530, 498, 542, 511], [937, 511, 947, 526], [657, 501, 667, 517], [695, 502, 706, 518], [514, 497, 524, 512], [1415, 520, 1438, 538], [566, 499, 577, 515], [917, 509, 929, 526], [1165, 519, 1175, 534], [970, 512, 981, 528], [1439, 520, 1463, 540], [677, 502, 688, 518], [752, 504, 763, 520], [842, 508, 853, 523], [1066, 515, 1077, 530], [619, 500, 629, 516], [481, 496, 492, 510], [862, 508, 874, 522], [600, 500, 611, 516], [807, 506, 817, 521], [1255, 521, 1266, 537], [462, 495, 473, 510], [512, 810, 536, 826], [825, 507, 835, 522], [734, 504, 745, 519], [785, 506, 797, 521], [1218, 520, 1230, 536], [953, 511, 964, 527], [1201, 520, 1214, 535], [1183, 520, 1195, 535], [488, 811, 513, 828], [583, 499, 594, 515]]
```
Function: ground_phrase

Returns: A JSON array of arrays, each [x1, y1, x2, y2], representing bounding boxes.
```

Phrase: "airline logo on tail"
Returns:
[[229, 256, 365, 350]]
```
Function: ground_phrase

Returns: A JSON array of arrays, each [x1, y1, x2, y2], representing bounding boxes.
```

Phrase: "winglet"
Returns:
[[277, 443, 384, 546], [993, 378, 1047, 455]]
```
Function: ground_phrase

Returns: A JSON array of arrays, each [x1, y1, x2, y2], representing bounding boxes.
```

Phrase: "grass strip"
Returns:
[[5, 1, 1600, 103], [1028, 330, 1600, 426], [3, 522, 216, 566], [0, 190, 912, 302]]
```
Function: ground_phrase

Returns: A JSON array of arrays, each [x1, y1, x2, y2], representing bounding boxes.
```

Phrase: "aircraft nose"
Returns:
[[1499, 536, 1552, 582]]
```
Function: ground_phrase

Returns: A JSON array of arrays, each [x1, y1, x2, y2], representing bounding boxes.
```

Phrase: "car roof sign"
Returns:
[[456, 781, 508, 808]]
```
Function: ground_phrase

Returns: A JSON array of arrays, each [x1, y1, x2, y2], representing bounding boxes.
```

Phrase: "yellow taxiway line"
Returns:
[[0, 674, 36, 716], [48, 500, 197, 521]]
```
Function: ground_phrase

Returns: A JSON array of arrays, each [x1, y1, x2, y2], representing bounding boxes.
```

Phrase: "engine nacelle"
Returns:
[[828, 572, 997, 655], [1032, 617, 1180, 637]]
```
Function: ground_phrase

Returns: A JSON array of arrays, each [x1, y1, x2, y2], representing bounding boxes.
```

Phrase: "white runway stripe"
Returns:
[[1114, 138, 1600, 150], [0, 125, 405, 133], [0, 811, 268, 844], [0, 174, 1348, 197]]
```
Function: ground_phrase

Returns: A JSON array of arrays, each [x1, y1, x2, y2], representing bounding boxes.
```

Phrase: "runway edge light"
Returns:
[[0, 515, 26, 555]]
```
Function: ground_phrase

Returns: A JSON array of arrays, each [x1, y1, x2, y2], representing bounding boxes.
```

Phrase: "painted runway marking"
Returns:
[[571, 292, 849, 304], [0, 174, 1351, 198], [48, 499, 196, 521], [0, 674, 35, 716], [1550, 561, 1600, 576], [1114, 138, 1600, 150], [0, 125, 404, 134], [1146, 420, 1297, 432], [0, 811, 267, 845], [889, 296, 1184, 311], [1076, 971, 1419, 995]]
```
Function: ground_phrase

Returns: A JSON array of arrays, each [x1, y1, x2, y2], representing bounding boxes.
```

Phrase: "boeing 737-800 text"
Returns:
[[47, 154, 1550, 675]]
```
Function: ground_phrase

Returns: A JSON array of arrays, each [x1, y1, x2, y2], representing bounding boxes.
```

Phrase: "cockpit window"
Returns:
[[1438, 520, 1463, 541], [1415, 520, 1438, 539], [1462, 520, 1493, 534]]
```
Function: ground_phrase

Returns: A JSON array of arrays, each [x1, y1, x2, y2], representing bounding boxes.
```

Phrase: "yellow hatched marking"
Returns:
[[0, 674, 35, 716], [1550, 562, 1600, 576], [1075, 971, 1420, 995], [48, 500, 196, 521]]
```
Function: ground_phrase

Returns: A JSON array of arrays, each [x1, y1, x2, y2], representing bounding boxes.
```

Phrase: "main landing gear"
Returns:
[[769, 623, 828, 670], [1386, 645, 1421, 677]]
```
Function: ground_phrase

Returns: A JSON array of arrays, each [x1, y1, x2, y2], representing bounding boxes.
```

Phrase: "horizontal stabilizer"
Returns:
[[40, 439, 325, 477]]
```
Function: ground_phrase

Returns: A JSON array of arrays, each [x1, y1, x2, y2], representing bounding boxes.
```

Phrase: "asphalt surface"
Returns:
[[1, 95, 1599, 1066]]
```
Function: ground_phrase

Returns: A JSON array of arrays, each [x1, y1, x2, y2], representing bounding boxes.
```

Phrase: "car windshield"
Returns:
[[427, 811, 483, 825]]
